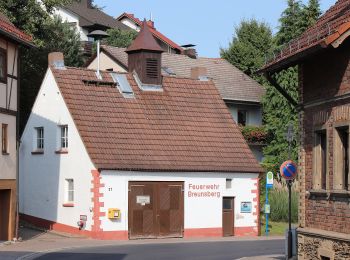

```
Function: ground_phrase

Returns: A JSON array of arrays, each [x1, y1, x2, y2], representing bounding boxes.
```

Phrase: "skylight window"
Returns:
[[162, 66, 176, 76], [110, 73, 134, 98]]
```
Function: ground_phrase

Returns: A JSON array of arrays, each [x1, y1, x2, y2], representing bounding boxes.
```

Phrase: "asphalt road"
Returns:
[[33, 239, 284, 260]]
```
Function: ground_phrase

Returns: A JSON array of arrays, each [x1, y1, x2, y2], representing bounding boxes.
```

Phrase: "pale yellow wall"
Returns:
[[0, 36, 19, 181], [0, 114, 16, 179], [87, 52, 127, 73]]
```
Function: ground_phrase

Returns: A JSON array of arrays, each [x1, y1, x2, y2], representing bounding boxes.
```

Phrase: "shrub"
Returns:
[[268, 188, 298, 222]]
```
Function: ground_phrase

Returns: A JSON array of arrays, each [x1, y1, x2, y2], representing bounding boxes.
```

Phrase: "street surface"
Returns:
[[0, 228, 285, 260], [32, 239, 284, 260]]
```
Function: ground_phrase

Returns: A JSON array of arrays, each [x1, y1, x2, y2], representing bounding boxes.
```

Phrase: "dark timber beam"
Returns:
[[265, 72, 299, 109]]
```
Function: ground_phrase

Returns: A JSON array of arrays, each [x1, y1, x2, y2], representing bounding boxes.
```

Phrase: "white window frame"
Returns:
[[60, 125, 68, 149], [35, 127, 44, 150], [65, 179, 74, 203]]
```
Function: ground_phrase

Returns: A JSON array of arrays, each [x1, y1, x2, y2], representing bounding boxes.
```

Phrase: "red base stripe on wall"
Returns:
[[184, 228, 222, 238], [20, 214, 127, 240], [234, 226, 258, 236]]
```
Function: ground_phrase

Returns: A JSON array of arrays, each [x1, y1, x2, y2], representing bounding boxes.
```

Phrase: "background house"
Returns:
[[116, 13, 183, 54], [0, 12, 32, 241], [87, 44, 266, 161], [261, 0, 350, 259], [54, 0, 129, 55], [19, 23, 262, 240]]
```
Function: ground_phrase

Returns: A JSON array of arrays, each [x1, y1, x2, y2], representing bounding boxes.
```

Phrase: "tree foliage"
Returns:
[[0, 0, 83, 131], [221, 0, 322, 175], [262, 0, 321, 174], [220, 19, 273, 85], [104, 28, 137, 48]]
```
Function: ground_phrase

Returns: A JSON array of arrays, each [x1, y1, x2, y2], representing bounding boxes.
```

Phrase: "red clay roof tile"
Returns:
[[262, 0, 350, 72], [51, 67, 262, 173], [0, 12, 33, 46]]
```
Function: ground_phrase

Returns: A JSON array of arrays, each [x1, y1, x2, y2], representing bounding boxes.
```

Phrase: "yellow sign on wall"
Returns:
[[108, 208, 121, 219]]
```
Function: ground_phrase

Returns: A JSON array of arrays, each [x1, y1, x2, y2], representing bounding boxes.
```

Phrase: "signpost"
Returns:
[[265, 171, 273, 236], [280, 160, 297, 259]]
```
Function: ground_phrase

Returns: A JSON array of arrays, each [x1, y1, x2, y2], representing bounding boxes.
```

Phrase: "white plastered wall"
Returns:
[[19, 68, 95, 230], [54, 8, 89, 41], [99, 171, 258, 232], [120, 18, 140, 32]]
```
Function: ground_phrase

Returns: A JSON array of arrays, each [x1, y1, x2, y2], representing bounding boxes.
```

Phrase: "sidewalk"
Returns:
[[0, 227, 286, 260]]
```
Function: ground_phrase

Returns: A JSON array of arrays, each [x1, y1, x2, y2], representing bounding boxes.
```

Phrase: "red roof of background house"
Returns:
[[0, 12, 33, 46], [261, 0, 350, 73], [51, 67, 262, 173], [117, 12, 184, 54], [126, 21, 163, 53]]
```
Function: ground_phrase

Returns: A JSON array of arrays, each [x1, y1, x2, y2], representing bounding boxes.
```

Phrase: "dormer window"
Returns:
[[0, 48, 6, 83]]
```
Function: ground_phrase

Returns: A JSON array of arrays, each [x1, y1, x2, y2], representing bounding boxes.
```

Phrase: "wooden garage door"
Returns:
[[128, 182, 184, 239], [0, 190, 11, 241]]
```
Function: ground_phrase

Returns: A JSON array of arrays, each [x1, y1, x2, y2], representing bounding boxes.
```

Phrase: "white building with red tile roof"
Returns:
[[19, 23, 262, 240]]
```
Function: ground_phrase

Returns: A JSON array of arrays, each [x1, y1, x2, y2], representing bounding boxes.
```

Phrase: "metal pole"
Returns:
[[287, 123, 293, 258], [288, 180, 292, 258], [265, 184, 268, 236], [97, 39, 100, 78]]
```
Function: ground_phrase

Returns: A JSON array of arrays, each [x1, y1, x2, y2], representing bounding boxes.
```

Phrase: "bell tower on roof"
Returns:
[[126, 20, 163, 85]]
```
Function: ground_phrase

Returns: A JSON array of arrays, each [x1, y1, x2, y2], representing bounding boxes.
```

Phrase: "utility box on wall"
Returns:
[[108, 208, 121, 219]]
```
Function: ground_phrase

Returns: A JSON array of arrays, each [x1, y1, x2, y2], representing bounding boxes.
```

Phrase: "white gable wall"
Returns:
[[120, 17, 140, 32], [54, 8, 89, 41], [87, 52, 127, 73], [19, 68, 95, 230]]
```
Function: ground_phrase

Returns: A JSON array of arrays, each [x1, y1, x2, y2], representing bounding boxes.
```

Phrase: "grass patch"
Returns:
[[260, 221, 297, 236]]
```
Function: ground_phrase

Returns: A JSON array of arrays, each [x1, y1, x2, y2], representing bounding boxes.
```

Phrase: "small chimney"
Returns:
[[48, 52, 65, 69], [86, 0, 93, 8], [184, 48, 197, 59], [147, 20, 155, 29], [181, 44, 197, 59], [191, 67, 207, 80], [126, 20, 163, 86]]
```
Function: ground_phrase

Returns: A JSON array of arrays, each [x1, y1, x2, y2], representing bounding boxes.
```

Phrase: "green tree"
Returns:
[[262, 0, 321, 174], [275, 0, 304, 48], [0, 0, 83, 131], [220, 19, 274, 85], [104, 28, 137, 48], [302, 0, 322, 30]]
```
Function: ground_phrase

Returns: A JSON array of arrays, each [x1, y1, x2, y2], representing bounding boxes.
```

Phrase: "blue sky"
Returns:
[[95, 0, 336, 57]]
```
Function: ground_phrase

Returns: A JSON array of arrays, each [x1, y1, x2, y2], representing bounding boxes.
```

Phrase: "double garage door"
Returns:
[[128, 182, 184, 239]]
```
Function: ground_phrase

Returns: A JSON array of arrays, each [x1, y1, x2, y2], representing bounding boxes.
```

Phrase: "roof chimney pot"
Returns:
[[48, 52, 65, 69]]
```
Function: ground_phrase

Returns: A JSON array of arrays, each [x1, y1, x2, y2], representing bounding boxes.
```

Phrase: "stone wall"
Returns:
[[298, 232, 350, 260]]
